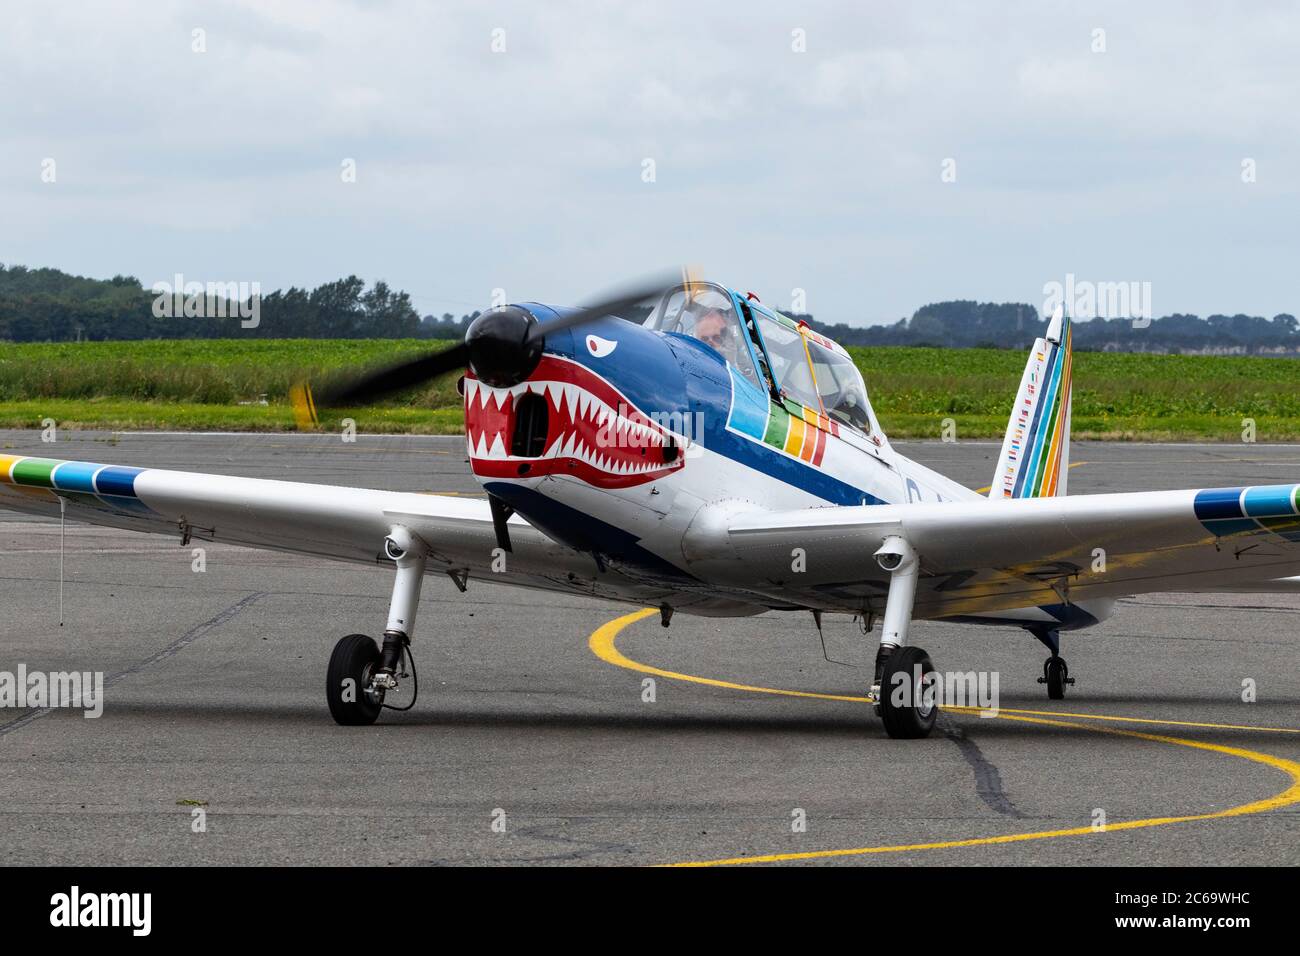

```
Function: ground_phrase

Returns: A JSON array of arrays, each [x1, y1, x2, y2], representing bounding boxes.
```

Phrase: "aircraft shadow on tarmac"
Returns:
[[18, 698, 1297, 744]]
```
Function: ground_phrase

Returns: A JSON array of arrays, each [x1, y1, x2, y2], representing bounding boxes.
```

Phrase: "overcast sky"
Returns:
[[3, 1, 1299, 325]]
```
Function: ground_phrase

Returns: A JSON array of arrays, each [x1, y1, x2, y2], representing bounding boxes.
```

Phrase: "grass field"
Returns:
[[0, 339, 1296, 440]]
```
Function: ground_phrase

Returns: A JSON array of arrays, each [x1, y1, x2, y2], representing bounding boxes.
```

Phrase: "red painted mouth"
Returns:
[[465, 355, 684, 489]]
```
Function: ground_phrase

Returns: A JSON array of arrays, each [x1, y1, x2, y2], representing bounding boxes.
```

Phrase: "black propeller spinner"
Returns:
[[464, 305, 543, 389]]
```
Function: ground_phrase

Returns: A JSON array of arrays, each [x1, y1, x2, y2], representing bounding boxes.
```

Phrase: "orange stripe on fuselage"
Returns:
[[798, 408, 818, 461], [799, 430, 816, 462]]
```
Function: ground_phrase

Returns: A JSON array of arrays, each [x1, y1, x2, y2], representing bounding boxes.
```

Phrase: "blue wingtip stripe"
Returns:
[[50, 461, 102, 494], [1195, 483, 1300, 539], [1243, 484, 1300, 518], [93, 466, 144, 498], [1193, 487, 1246, 520]]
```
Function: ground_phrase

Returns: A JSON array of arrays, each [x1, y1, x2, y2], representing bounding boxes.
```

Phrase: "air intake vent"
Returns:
[[511, 391, 548, 458]]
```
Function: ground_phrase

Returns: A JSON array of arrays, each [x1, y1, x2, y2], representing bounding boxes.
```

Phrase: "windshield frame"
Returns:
[[803, 334, 875, 435], [745, 303, 824, 412], [747, 303, 883, 441]]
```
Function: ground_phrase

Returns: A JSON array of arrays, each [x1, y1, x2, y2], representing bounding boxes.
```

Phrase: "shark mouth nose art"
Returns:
[[465, 355, 685, 489]]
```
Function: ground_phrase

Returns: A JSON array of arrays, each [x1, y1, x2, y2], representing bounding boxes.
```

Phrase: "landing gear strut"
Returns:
[[869, 534, 937, 739], [1031, 628, 1075, 700], [326, 528, 429, 726]]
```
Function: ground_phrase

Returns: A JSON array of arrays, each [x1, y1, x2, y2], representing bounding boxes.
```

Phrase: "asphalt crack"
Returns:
[[0, 590, 266, 738], [938, 712, 1027, 819]]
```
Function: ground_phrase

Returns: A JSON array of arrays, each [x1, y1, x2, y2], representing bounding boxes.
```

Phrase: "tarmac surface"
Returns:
[[1, 430, 1298, 865]]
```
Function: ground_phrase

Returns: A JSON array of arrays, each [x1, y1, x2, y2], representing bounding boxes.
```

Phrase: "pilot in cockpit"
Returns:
[[646, 283, 760, 385], [693, 308, 739, 367]]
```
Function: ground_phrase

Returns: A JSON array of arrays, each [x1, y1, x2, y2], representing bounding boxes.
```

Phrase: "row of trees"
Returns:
[[3, 265, 1298, 353], [0, 265, 432, 341], [796, 301, 1300, 353]]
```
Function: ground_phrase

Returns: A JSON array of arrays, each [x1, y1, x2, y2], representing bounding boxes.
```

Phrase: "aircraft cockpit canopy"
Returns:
[[644, 282, 760, 386], [644, 280, 881, 439]]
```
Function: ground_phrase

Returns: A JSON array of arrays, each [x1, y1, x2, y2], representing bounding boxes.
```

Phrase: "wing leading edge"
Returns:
[[5, 453, 1298, 622], [0, 452, 604, 596], [0, 452, 773, 616]]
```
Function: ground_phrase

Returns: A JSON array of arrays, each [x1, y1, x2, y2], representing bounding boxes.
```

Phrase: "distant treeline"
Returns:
[[793, 301, 1300, 355], [2, 265, 1298, 354], [0, 265, 437, 341]]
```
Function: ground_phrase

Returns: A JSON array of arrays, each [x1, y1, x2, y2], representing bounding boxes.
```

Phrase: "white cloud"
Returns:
[[1, 1, 1298, 322]]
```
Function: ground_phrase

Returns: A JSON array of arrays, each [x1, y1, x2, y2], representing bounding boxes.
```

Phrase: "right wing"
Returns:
[[0, 451, 701, 609], [0, 449, 582, 575]]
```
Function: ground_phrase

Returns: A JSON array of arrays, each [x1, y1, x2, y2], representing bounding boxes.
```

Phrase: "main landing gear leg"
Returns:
[[327, 528, 429, 725], [870, 534, 937, 740], [1032, 627, 1075, 701]]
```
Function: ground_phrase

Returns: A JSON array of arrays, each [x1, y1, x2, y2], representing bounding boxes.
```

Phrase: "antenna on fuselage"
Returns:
[[814, 610, 857, 667]]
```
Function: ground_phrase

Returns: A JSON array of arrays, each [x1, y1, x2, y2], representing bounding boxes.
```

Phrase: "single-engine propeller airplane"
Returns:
[[3, 272, 1300, 738]]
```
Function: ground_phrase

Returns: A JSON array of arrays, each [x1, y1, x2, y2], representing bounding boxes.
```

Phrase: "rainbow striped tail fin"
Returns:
[[990, 306, 1073, 499]]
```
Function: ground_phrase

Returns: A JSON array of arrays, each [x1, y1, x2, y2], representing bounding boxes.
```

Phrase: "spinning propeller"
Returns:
[[291, 270, 686, 427]]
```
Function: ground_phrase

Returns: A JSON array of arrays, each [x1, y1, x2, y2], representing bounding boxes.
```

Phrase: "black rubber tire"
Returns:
[[1045, 657, 1067, 701], [327, 634, 382, 726], [878, 646, 938, 739]]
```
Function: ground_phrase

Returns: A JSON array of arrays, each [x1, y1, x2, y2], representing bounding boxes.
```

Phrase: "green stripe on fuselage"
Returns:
[[763, 404, 790, 448]]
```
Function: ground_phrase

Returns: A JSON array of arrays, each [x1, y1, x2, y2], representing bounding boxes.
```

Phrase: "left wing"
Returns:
[[1195, 576, 1300, 593], [691, 483, 1300, 618]]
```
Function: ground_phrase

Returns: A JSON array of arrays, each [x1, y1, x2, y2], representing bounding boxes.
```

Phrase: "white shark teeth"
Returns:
[[467, 374, 673, 473]]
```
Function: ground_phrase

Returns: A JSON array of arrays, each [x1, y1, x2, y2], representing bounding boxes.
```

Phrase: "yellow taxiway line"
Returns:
[[588, 607, 1300, 867]]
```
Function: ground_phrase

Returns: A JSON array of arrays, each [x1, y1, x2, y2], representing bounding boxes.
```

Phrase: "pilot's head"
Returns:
[[695, 309, 736, 364]]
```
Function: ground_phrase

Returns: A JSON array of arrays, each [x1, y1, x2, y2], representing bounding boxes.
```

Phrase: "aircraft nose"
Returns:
[[465, 305, 544, 388]]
